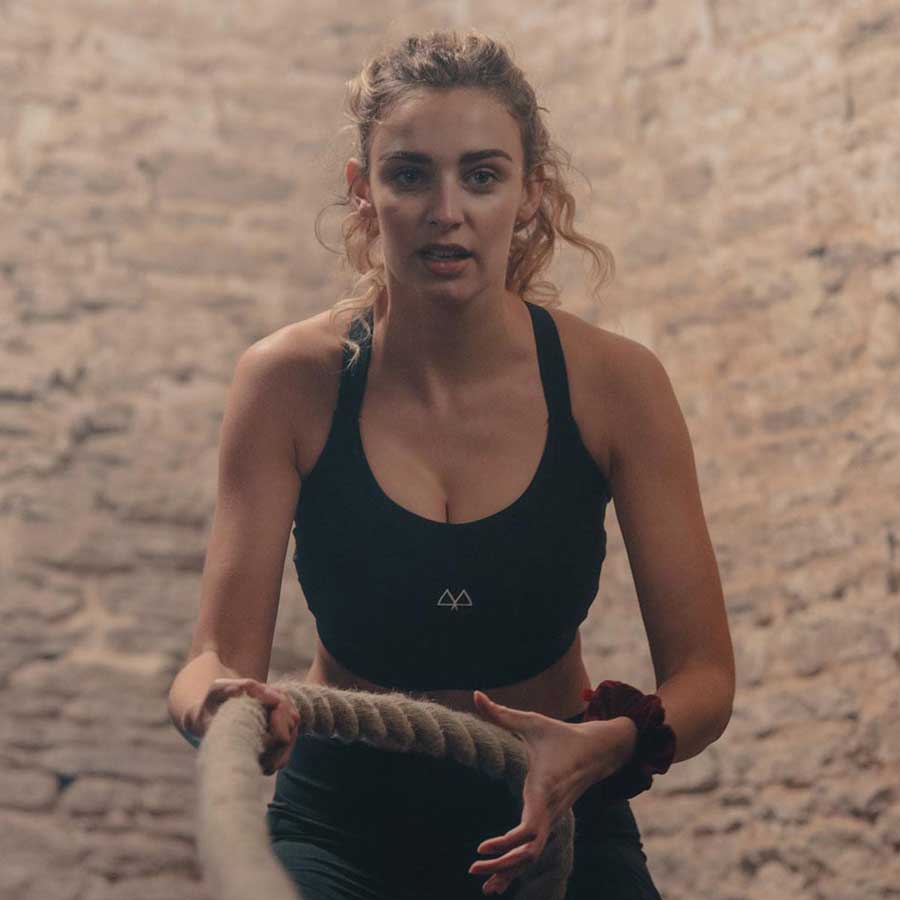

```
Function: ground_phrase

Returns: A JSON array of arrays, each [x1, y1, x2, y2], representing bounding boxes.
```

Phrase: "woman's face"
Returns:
[[347, 87, 543, 304]]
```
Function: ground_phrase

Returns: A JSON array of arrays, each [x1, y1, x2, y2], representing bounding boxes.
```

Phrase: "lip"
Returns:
[[419, 253, 471, 276], [419, 243, 472, 256]]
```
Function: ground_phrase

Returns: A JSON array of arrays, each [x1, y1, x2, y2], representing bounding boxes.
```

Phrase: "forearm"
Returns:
[[655, 664, 733, 763], [581, 665, 733, 779], [167, 649, 241, 746]]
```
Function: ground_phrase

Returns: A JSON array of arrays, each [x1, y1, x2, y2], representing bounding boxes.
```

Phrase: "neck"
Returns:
[[369, 287, 530, 413]]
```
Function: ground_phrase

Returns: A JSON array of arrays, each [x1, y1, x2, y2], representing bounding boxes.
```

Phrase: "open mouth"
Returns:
[[419, 249, 472, 261], [418, 250, 472, 274]]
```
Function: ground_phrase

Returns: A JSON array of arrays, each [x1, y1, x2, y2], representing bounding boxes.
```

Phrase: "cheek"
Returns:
[[483, 209, 518, 243], [376, 199, 414, 228], [482, 220, 515, 253]]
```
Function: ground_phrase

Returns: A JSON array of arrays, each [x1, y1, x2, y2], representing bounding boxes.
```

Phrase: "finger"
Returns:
[[261, 735, 296, 775], [211, 680, 263, 705], [243, 682, 285, 707], [474, 692, 534, 728], [477, 823, 537, 855], [483, 872, 515, 894], [207, 682, 243, 703], [275, 697, 300, 725], [262, 717, 299, 758], [270, 705, 297, 743], [470, 841, 536, 875], [222, 678, 275, 702]]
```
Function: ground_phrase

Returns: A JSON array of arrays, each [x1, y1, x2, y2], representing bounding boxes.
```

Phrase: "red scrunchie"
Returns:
[[581, 680, 677, 805]]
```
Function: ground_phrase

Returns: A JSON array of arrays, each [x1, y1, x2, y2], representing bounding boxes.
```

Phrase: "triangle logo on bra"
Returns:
[[436, 588, 473, 611]]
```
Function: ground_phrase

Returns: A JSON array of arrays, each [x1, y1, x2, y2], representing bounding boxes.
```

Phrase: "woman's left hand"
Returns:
[[467, 690, 636, 895]]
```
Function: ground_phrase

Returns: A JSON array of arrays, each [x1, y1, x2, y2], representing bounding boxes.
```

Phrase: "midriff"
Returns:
[[302, 630, 593, 720]]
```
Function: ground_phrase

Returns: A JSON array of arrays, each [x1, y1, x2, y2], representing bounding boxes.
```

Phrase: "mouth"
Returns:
[[418, 246, 473, 260], [418, 252, 471, 275]]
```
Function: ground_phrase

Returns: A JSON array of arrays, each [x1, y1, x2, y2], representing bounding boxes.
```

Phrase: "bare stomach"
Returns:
[[302, 630, 593, 721]]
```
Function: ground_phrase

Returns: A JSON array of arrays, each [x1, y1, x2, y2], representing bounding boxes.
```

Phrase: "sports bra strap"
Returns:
[[332, 309, 373, 421], [525, 301, 574, 424], [334, 301, 575, 424]]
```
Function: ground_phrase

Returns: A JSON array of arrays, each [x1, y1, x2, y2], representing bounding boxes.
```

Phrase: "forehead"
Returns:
[[373, 88, 521, 162]]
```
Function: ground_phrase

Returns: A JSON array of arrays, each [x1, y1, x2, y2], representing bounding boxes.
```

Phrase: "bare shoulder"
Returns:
[[564, 312, 687, 482], [541, 304, 672, 478], [542, 302, 659, 384], [240, 309, 346, 474], [246, 309, 343, 370]]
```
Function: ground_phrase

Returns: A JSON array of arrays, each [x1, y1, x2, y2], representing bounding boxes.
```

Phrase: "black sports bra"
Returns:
[[291, 301, 612, 690]]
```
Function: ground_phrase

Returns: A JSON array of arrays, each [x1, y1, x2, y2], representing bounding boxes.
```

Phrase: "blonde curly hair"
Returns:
[[314, 27, 616, 371]]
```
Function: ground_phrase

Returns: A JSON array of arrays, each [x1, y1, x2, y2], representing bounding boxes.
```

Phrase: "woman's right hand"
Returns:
[[193, 678, 301, 775]]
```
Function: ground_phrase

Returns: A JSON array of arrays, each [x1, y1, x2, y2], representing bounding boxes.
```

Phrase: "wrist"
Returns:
[[609, 715, 639, 771], [580, 680, 677, 805], [576, 717, 638, 784]]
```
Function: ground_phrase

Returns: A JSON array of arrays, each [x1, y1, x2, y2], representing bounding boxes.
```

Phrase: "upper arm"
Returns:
[[188, 335, 303, 683], [602, 334, 734, 696]]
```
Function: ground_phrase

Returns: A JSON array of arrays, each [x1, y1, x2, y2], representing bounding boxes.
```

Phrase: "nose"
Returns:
[[427, 175, 464, 226]]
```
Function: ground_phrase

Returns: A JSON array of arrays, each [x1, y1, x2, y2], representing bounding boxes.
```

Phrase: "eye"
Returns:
[[470, 169, 499, 185], [393, 168, 422, 186], [390, 168, 499, 188]]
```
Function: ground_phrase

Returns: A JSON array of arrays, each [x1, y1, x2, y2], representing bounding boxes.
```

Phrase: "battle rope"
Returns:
[[196, 679, 575, 900]]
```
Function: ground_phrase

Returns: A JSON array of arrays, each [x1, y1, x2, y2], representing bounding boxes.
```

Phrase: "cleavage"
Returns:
[[358, 377, 548, 525]]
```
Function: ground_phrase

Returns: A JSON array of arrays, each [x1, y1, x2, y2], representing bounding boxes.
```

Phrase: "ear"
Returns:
[[519, 163, 545, 224], [346, 157, 371, 210]]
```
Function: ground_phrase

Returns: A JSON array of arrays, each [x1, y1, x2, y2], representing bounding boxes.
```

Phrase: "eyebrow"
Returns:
[[378, 149, 513, 164]]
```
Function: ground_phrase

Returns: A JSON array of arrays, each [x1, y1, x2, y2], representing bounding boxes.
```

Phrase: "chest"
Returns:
[[292, 305, 614, 698], [298, 311, 611, 526], [360, 372, 556, 525], [359, 352, 609, 524]]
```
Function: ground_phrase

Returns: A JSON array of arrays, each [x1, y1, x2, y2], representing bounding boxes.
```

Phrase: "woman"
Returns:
[[167, 28, 735, 900]]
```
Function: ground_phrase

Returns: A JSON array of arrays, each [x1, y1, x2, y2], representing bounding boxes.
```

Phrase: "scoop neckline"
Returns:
[[353, 413, 553, 529], [351, 301, 555, 529]]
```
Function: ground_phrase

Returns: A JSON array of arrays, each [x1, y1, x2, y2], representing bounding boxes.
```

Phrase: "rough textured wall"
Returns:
[[2, 2, 898, 899]]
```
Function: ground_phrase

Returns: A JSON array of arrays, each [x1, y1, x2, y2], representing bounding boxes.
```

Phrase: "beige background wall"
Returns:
[[2, 2, 899, 899]]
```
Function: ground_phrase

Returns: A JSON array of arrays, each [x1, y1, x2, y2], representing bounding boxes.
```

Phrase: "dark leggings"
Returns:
[[266, 709, 662, 899]]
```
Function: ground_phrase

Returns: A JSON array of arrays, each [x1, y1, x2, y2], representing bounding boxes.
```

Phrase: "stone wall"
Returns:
[[1, 2, 898, 899]]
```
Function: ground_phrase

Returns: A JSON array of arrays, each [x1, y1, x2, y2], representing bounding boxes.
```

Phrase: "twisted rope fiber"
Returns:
[[197, 679, 575, 900]]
